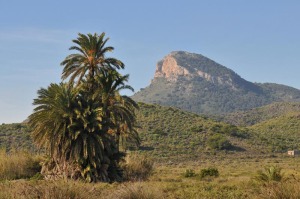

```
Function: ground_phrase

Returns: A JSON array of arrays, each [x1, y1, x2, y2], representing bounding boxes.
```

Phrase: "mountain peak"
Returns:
[[154, 51, 240, 89]]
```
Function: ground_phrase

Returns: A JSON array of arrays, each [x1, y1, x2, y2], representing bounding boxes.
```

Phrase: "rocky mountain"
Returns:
[[132, 51, 300, 115]]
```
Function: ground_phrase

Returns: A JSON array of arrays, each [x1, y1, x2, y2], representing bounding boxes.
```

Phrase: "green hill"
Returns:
[[135, 103, 257, 161], [249, 112, 300, 152], [0, 123, 35, 152], [222, 102, 300, 126], [219, 102, 300, 152]]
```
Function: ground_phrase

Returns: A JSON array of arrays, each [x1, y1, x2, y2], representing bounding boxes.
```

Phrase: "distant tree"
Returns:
[[207, 133, 232, 150]]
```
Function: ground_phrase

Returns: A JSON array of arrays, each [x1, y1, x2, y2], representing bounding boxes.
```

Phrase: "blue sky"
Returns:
[[1, 0, 300, 123]]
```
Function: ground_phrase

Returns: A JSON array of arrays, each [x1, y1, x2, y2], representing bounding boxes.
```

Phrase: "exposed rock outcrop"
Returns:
[[153, 51, 239, 90], [154, 55, 190, 81]]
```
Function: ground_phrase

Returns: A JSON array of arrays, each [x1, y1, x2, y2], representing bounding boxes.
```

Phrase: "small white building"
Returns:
[[288, 150, 300, 156]]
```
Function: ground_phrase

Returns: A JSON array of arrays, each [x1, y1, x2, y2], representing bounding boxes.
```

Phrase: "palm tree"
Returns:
[[28, 83, 109, 182], [61, 32, 124, 86], [254, 166, 284, 183], [29, 32, 138, 182]]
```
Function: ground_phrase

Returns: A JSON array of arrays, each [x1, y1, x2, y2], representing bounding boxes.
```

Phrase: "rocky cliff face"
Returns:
[[132, 51, 300, 115], [153, 51, 242, 90], [154, 54, 190, 81]]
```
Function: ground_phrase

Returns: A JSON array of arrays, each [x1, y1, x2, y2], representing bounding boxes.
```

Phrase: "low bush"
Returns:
[[207, 133, 232, 150], [200, 167, 219, 179], [122, 152, 154, 181]]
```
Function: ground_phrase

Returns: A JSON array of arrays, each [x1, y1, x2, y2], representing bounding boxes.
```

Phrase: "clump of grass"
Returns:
[[200, 167, 219, 179], [254, 166, 284, 183], [0, 149, 41, 180], [122, 152, 154, 181], [110, 183, 165, 199], [183, 169, 196, 178]]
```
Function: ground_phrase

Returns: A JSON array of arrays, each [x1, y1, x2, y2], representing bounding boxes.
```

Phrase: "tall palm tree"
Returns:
[[61, 32, 124, 86]]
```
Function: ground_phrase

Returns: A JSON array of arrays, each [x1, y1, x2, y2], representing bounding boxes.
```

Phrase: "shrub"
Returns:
[[200, 167, 219, 179], [254, 166, 284, 183], [207, 133, 232, 150], [183, 169, 196, 178], [122, 152, 154, 181], [190, 125, 203, 132]]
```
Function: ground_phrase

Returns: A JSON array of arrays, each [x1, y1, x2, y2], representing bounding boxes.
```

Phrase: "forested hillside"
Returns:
[[0, 123, 35, 151], [250, 112, 300, 152], [0, 103, 251, 160]]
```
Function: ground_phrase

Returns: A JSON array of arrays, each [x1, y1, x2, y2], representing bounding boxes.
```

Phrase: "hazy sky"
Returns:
[[1, 0, 300, 123]]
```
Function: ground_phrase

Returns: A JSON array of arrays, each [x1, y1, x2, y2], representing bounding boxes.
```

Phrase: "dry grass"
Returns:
[[256, 181, 300, 199], [122, 152, 154, 181], [108, 182, 165, 199], [0, 180, 113, 199], [0, 180, 165, 199], [0, 149, 41, 180]]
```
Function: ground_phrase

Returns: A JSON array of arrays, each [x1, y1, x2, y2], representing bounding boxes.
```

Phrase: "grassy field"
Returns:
[[1, 151, 300, 199]]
